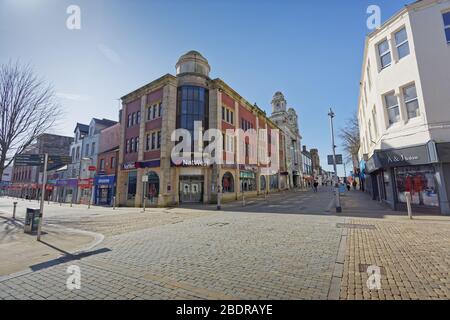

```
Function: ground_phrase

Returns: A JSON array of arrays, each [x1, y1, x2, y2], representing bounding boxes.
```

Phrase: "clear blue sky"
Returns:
[[0, 0, 409, 175]]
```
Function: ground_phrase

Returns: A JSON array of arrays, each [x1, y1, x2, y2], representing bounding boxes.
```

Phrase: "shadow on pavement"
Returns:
[[29, 247, 111, 272]]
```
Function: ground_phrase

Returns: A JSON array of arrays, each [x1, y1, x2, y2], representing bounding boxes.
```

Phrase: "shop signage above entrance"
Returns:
[[122, 162, 136, 170], [377, 145, 430, 167], [172, 159, 211, 167]]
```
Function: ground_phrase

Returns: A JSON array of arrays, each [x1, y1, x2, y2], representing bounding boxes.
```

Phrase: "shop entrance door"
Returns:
[[180, 176, 203, 203]]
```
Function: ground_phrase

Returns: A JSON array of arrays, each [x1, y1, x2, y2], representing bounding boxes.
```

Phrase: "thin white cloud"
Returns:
[[56, 92, 90, 101], [97, 43, 122, 65]]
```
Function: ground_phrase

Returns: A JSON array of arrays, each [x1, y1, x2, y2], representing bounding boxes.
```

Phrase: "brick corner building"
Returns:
[[117, 51, 295, 207]]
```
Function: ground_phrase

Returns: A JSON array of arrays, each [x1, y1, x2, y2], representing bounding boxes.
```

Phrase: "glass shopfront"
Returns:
[[269, 175, 279, 190], [222, 172, 234, 193], [179, 175, 204, 203], [145, 171, 160, 204], [394, 165, 439, 207], [127, 171, 137, 201], [260, 175, 266, 192], [240, 171, 256, 192]]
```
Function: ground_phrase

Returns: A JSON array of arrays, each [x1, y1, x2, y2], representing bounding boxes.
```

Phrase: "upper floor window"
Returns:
[[443, 11, 450, 43], [367, 60, 372, 90], [384, 92, 400, 125], [136, 111, 141, 124], [147, 102, 162, 121], [111, 157, 116, 169], [126, 140, 130, 154], [135, 137, 139, 153], [378, 39, 392, 70], [85, 144, 90, 157], [241, 119, 253, 131], [127, 114, 131, 128], [222, 106, 234, 125], [145, 131, 161, 151], [394, 28, 410, 60], [99, 159, 105, 170], [403, 84, 419, 119], [372, 107, 379, 138], [91, 142, 95, 156]]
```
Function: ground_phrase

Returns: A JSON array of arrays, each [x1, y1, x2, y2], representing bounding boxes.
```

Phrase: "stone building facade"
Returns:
[[269, 92, 303, 188], [118, 51, 287, 207]]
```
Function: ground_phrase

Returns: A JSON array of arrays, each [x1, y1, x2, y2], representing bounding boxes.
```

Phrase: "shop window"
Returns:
[[127, 171, 137, 200], [222, 172, 234, 193], [260, 175, 266, 192], [269, 175, 279, 190], [395, 165, 439, 207]]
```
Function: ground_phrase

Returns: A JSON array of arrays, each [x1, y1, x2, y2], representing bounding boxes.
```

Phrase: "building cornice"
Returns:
[[211, 78, 280, 129], [121, 74, 177, 103]]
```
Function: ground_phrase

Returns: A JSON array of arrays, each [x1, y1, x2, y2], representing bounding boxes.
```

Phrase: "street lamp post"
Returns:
[[328, 108, 342, 213]]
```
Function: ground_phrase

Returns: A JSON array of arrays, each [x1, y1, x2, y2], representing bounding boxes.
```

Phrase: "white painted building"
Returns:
[[358, 0, 450, 214]]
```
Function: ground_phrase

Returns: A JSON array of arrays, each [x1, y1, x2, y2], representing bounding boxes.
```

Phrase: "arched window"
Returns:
[[222, 172, 234, 193]]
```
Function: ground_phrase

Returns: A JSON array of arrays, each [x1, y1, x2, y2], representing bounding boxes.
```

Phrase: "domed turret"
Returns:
[[271, 91, 287, 113], [175, 50, 210, 77]]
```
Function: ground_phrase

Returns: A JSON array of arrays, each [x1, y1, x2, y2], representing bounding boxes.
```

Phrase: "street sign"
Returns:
[[14, 154, 44, 166], [88, 166, 97, 171], [142, 175, 148, 183], [48, 155, 72, 165], [328, 154, 343, 165]]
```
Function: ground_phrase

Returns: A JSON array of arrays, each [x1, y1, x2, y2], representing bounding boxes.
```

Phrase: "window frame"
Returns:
[[378, 39, 392, 70], [402, 83, 420, 120], [443, 11, 450, 43], [384, 91, 400, 125], [394, 27, 410, 60]]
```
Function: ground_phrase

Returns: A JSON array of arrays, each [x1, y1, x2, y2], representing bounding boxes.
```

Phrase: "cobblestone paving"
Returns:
[[0, 211, 344, 300], [340, 218, 450, 300]]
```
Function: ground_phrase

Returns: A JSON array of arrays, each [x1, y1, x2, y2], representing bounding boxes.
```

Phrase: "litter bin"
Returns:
[[24, 208, 41, 234]]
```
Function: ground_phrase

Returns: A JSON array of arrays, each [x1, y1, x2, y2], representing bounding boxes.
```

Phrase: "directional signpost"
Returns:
[[327, 154, 343, 166], [14, 153, 72, 240]]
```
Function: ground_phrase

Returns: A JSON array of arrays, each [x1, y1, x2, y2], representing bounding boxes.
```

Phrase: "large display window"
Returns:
[[394, 165, 439, 207]]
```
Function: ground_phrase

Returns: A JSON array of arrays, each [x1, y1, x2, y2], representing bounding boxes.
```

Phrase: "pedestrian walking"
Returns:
[[313, 181, 318, 193]]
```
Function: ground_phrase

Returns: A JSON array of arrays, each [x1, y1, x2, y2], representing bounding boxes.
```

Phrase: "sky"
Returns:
[[0, 0, 409, 176]]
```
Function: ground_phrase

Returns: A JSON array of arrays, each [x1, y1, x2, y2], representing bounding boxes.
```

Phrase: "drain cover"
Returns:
[[336, 223, 376, 230], [206, 222, 230, 227]]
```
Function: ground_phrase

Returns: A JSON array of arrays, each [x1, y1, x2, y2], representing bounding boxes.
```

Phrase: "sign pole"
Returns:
[[328, 108, 342, 213], [37, 153, 48, 241]]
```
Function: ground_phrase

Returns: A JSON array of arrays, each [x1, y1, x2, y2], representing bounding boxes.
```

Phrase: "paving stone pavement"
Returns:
[[0, 210, 345, 300], [340, 217, 450, 300], [1, 189, 450, 300]]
